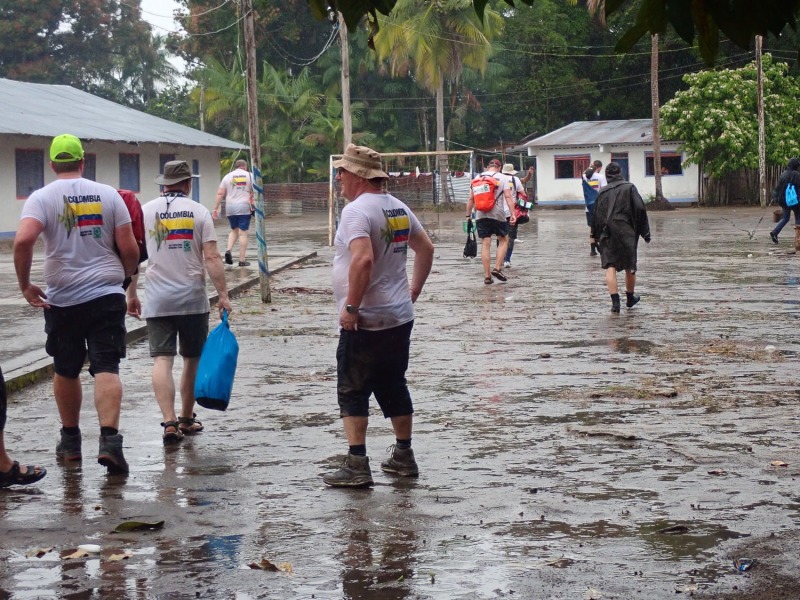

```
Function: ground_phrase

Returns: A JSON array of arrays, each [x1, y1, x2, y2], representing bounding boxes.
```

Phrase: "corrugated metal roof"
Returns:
[[525, 119, 671, 148], [0, 78, 247, 150]]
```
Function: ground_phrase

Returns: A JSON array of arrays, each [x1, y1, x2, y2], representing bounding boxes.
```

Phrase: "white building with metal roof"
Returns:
[[0, 78, 248, 237], [520, 119, 698, 206]]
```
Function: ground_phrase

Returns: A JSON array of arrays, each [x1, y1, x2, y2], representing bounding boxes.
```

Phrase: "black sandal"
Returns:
[[161, 421, 184, 444], [178, 413, 204, 435], [0, 461, 47, 488]]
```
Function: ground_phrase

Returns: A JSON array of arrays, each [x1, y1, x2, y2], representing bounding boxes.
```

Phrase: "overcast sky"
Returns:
[[140, 0, 183, 36]]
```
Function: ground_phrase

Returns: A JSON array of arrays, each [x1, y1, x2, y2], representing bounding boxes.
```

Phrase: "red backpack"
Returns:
[[470, 173, 500, 212], [117, 189, 148, 264]]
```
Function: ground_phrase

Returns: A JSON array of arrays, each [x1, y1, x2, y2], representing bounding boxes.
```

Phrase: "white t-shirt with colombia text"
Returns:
[[20, 177, 131, 307], [332, 192, 424, 331], [218, 168, 253, 216], [141, 194, 217, 318]]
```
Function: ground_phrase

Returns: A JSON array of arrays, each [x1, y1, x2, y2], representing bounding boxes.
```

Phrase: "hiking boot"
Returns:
[[322, 453, 373, 488], [590, 243, 598, 256], [770, 231, 779, 245], [97, 434, 129, 475], [611, 294, 621, 313], [224, 251, 233, 265], [56, 431, 82, 462], [626, 293, 641, 308], [381, 445, 419, 477]]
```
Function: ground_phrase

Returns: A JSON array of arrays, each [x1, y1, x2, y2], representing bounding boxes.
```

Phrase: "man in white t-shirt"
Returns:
[[13, 134, 140, 476], [126, 161, 232, 445], [466, 159, 516, 284], [323, 144, 434, 488], [212, 159, 254, 267]]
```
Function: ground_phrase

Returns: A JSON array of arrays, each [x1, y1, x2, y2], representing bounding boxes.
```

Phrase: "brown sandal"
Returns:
[[178, 413, 204, 435], [161, 421, 184, 445]]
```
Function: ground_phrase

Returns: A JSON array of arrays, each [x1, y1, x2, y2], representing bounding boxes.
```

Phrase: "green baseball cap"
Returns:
[[50, 134, 85, 163]]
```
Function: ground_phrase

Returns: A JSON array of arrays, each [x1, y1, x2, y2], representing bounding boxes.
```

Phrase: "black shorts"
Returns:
[[146, 313, 209, 358], [476, 218, 509, 239], [44, 294, 127, 378], [337, 321, 414, 419]]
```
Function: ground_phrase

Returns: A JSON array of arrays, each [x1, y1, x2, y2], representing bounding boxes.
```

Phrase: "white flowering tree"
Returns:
[[661, 54, 800, 181]]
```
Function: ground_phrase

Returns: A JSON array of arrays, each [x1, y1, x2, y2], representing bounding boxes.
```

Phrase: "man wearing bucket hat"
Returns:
[[500, 163, 534, 268], [126, 161, 232, 445], [14, 134, 140, 475], [323, 144, 434, 487]]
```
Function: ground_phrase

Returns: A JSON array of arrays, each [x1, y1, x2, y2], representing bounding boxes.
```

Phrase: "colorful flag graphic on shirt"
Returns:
[[380, 208, 410, 254]]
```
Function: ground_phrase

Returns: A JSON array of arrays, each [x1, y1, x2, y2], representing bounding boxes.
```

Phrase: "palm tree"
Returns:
[[373, 0, 502, 202]]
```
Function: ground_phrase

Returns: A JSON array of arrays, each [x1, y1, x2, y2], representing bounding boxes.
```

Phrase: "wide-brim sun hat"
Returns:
[[154, 160, 200, 185], [333, 144, 389, 179], [501, 163, 517, 175]]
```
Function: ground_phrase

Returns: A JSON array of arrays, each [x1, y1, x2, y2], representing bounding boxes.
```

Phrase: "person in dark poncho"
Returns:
[[591, 162, 651, 313]]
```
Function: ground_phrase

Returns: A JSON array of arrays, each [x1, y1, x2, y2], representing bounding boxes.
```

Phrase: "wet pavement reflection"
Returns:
[[1, 208, 800, 598]]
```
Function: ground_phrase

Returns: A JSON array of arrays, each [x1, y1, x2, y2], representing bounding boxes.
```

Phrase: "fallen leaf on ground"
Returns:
[[63, 549, 90, 559], [584, 587, 603, 599], [25, 547, 53, 558], [708, 469, 727, 476], [770, 460, 788, 467], [658, 525, 689, 535], [107, 552, 134, 562], [247, 559, 293, 572], [113, 520, 165, 533], [546, 557, 575, 568]]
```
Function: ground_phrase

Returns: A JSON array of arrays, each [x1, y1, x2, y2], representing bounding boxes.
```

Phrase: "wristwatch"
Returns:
[[345, 304, 359, 314]]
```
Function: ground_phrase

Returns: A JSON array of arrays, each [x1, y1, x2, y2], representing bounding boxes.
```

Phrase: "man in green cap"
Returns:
[[13, 133, 140, 476]]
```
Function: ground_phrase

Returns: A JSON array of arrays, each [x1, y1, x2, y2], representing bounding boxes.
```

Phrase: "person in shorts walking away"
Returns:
[[0, 366, 47, 488], [212, 159, 254, 267], [13, 134, 140, 475], [466, 159, 516, 284], [126, 161, 232, 444], [591, 162, 651, 313], [323, 144, 434, 488], [583, 159, 605, 256]]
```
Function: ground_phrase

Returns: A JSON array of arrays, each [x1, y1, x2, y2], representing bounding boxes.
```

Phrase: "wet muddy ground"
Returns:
[[1, 207, 799, 599]]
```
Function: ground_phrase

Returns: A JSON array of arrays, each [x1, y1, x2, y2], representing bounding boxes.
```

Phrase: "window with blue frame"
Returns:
[[15, 149, 43, 198], [119, 153, 140, 191], [192, 159, 200, 201]]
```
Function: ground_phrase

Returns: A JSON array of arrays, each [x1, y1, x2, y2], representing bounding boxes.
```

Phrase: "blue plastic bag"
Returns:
[[194, 310, 239, 411]]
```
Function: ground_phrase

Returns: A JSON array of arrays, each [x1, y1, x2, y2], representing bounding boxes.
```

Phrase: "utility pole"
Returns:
[[651, 33, 664, 203], [243, 0, 271, 302], [339, 12, 352, 148], [756, 35, 766, 207]]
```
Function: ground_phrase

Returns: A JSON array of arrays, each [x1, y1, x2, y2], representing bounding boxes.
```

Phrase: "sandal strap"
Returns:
[[161, 421, 180, 430], [178, 413, 199, 425]]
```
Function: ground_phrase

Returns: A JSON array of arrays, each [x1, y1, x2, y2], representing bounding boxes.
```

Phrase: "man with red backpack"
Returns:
[[466, 159, 516, 284]]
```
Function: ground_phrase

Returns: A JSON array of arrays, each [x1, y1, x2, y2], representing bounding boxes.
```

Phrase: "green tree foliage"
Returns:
[[307, 0, 800, 65], [660, 54, 800, 179], [0, 0, 173, 108]]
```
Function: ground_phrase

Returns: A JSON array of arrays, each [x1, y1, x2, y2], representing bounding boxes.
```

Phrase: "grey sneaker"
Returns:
[[97, 434, 129, 475], [322, 453, 373, 488], [56, 431, 82, 461], [380, 445, 419, 477]]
